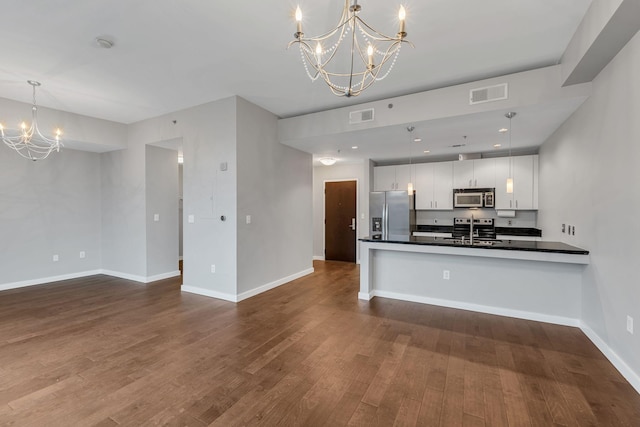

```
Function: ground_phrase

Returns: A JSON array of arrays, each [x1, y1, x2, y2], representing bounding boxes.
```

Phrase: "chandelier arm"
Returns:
[[354, 15, 404, 41]]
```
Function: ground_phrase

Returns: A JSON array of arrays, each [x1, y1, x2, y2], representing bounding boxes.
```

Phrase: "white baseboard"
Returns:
[[358, 292, 373, 300], [236, 267, 315, 302], [146, 271, 181, 282], [371, 290, 580, 327], [0, 270, 103, 292], [313, 256, 325, 261], [180, 268, 315, 303], [99, 269, 180, 284], [580, 323, 640, 395], [181, 286, 237, 302]]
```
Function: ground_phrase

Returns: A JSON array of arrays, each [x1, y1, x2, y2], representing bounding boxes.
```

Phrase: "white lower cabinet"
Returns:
[[415, 162, 453, 210], [495, 155, 538, 210]]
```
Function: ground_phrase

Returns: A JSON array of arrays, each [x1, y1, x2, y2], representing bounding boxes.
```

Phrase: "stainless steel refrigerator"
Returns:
[[369, 191, 415, 240]]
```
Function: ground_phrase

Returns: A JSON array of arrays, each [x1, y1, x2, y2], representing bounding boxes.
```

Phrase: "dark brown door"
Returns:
[[325, 181, 357, 263]]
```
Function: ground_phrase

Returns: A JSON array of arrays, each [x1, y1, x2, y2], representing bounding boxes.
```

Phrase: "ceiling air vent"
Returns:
[[349, 108, 375, 124], [469, 83, 508, 105]]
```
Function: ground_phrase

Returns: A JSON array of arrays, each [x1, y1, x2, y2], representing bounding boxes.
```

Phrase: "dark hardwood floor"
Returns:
[[0, 261, 638, 426]]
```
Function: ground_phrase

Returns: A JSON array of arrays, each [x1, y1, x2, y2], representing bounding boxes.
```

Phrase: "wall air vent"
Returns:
[[469, 83, 508, 105], [349, 108, 375, 124]]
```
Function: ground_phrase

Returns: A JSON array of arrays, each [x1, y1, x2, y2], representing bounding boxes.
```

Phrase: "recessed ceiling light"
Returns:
[[351, 146, 358, 149], [423, 150, 430, 154], [499, 128, 508, 133], [413, 138, 422, 143], [493, 144, 502, 148]]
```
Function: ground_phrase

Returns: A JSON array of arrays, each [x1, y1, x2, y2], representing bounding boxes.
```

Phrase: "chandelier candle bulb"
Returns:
[[399, 6, 406, 35], [367, 45, 374, 68], [295, 6, 302, 35]]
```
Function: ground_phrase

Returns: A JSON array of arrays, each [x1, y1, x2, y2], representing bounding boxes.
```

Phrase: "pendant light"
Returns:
[[505, 112, 516, 194], [407, 126, 415, 195]]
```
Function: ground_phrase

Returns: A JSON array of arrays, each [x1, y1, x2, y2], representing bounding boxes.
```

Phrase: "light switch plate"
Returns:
[[188, 215, 195, 224], [154, 213, 160, 222], [79, 251, 86, 259]]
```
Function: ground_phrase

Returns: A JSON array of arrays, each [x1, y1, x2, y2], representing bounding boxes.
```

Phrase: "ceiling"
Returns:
[[0, 0, 593, 161]]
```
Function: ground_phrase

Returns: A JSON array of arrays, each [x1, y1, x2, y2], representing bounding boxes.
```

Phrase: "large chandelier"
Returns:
[[1, 80, 62, 161], [289, 1, 411, 97]]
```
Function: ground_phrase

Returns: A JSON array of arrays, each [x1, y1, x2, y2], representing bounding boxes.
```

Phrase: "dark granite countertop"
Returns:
[[360, 235, 588, 255]]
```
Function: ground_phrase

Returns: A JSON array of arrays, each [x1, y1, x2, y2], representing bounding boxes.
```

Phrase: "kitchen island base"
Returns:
[[359, 241, 589, 327]]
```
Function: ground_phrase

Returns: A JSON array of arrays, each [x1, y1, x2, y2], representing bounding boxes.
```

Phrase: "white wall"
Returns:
[[236, 98, 313, 297], [0, 147, 102, 288], [126, 97, 238, 296], [145, 145, 179, 278], [312, 162, 370, 261], [538, 30, 640, 383], [100, 142, 147, 279]]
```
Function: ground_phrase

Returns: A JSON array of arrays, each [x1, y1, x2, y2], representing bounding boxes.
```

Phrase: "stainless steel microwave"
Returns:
[[453, 189, 494, 208]]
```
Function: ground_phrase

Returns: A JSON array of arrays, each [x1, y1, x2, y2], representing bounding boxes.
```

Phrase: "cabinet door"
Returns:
[[453, 160, 474, 188], [494, 157, 513, 209], [373, 166, 396, 191], [395, 164, 412, 192], [414, 163, 434, 210], [473, 158, 496, 188], [512, 156, 534, 209], [433, 162, 453, 210]]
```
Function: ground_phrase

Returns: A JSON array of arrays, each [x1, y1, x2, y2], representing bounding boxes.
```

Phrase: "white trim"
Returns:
[[236, 268, 314, 302], [580, 323, 640, 395], [371, 290, 581, 327], [313, 256, 325, 261], [358, 292, 373, 300], [99, 269, 180, 284], [0, 270, 103, 292], [180, 268, 315, 303], [100, 270, 147, 283], [146, 271, 181, 282], [181, 286, 237, 302], [179, 256, 184, 261]]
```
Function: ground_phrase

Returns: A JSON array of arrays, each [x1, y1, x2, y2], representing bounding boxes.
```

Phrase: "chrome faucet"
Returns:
[[470, 214, 474, 245]]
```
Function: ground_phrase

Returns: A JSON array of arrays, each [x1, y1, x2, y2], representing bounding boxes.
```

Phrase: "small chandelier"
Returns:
[[1, 80, 62, 161], [289, 1, 411, 97]]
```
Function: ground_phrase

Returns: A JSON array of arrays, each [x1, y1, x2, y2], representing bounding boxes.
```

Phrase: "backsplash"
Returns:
[[415, 209, 538, 228]]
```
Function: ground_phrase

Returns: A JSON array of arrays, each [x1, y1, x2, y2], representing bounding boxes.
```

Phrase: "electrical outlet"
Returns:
[[627, 316, 634, 334], [79, 251, 86, 259], [572, 226, 575, 236], [443, 270, 450, 280], [508, 220, 512, 226], [211, 264, 216, 274], [52, 254, 59, 262], [246, 215, 251, 224]]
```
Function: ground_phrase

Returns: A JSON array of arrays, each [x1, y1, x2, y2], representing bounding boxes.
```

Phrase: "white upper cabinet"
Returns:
[[414, 162, 453, 210], [494, 155, 538, 210], [373, 166, 397, 191], [452, 158, 495, 188], [395, 164, 412, 191], [473, 158, 496, 188], [373, 165, 413, 191], [453, 161, 474, 188]]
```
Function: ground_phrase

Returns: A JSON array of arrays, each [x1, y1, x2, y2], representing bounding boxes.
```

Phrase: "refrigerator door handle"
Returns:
[[382, 203, 388, 239]]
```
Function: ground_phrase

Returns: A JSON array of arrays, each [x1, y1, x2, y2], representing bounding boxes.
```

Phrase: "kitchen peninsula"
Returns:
[[359, 236, 589, 327]]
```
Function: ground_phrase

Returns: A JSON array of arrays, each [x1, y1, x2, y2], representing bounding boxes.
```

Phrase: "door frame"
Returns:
[[322, 178, 360, 263]]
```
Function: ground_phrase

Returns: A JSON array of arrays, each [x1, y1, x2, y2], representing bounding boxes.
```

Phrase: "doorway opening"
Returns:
[[324, 180, 357, 263]]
